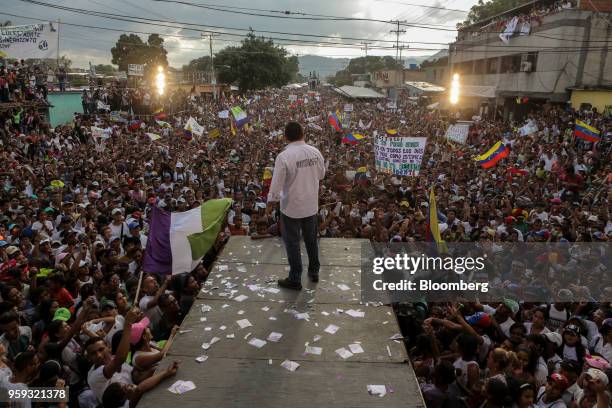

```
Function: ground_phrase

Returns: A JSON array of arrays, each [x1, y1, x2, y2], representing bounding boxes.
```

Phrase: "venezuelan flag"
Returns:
[[183, 125, 193, 141], [153, 107, 166, 120], [328, 112, 342, 132], [386, 129, 398, 136], [156, 120, 172, 129], [474, 141, 510, 169], [574, 120, 601, 142], [426, 188, 447, 253], [341, 133, 365, 144], [128, 120, 141, 131], [355, 166, 368, 183]]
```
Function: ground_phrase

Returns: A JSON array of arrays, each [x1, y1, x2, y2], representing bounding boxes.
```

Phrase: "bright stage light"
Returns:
[[155, 66, 166, 95], [450, 73, 460, 105]]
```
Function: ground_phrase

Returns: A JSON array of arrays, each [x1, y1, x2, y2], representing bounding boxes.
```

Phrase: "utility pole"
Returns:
[[390, 20, 406, 101], [390, 20, 406, 63], [202, 32, 220, 99], [360, 41, 370, 57]]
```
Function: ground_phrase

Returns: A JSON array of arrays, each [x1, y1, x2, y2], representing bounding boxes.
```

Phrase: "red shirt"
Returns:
[[50, 287, 74, 308]]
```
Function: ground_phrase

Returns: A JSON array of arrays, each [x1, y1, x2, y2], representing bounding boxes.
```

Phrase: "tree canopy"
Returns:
[[457, 0, 527, 29], [110, 33, 168, 74], [210, 34, 299, 91], [330, 56, 404, 86]]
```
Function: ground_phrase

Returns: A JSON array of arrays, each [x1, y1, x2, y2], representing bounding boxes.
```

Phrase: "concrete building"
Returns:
[[370, 68, 427, 94], [449, 0, 612, 119]]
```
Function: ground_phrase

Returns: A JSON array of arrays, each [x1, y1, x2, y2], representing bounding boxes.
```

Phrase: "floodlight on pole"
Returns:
[[155, 66, 165, 95], [449, 73, 460, 105]]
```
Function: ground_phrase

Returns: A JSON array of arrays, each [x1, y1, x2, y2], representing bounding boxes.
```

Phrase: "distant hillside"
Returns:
[[298, 54, 437, 78], [298, 55, 350, 77]]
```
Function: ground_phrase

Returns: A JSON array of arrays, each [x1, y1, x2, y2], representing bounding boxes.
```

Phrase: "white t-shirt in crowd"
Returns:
[[87, 363, 134, 404], [0, 377, 31, 408], [267, 141, 325, 219]]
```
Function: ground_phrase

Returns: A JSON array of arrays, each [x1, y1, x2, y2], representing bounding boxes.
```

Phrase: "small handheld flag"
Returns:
[[341, 133, 365, 144], [474, 141, 510, 169], [574, 120, 601, 142]]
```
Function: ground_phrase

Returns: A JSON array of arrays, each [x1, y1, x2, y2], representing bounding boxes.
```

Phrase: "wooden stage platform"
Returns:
[[138, 237, 425, 408]]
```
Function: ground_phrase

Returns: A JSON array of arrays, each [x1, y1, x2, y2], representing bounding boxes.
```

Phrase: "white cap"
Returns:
[[111, 208, 123, 215], [176, 162, 184, 168], [586, 368, 609, 386], [543, 332, 562, 347]]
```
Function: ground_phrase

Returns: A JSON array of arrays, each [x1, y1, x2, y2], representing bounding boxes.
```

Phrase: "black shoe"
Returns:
[[308, 275, 319, 283], [277, 278, 302, 290]]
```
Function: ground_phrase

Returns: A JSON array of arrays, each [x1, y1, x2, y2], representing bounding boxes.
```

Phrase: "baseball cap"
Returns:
[[128, 222, 140, 230], [53, 307, 71, 322], [111, 208, 123, 215], [5, 246, 20, 256], [584, 355, 610, 370], [100, 299, 117, 311], [543, 332, 563, 347], [502, 298, 519, 315], [130, 316, 151, 345], [586, 368, 609, 386], [466, 312, 491, 328], [548, 373, 570, 391]]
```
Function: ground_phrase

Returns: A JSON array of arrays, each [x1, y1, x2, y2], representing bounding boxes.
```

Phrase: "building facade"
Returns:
[[449, 0, 612, 119]]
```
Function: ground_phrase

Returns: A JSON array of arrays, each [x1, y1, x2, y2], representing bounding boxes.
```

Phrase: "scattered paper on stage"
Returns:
[[349, 343, 364, 354], [168, 380, 196, 394], [305, 346, 322, 355], [237, 319, 252, 328], [367, 385, 387, 397], [337, 284, 350, 291], [234, 295, 248, 302], [281, 360, 300, 372], [195, 355, 208, 363], [267, 332, 283, 342], [335, 347, 353, 359], [346, 309, 365, 318], [248, 338, 267, 348], [324, 324, 340, 334]]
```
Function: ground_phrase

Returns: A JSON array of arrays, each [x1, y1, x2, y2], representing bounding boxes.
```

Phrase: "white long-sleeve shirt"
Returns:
[[267, 140, 325, 218]]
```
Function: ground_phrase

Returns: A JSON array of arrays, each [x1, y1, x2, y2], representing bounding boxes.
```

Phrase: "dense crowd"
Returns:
[[459, 0, 576, 40], [0, 59, 68, 104], [0, 76, 610, 408]]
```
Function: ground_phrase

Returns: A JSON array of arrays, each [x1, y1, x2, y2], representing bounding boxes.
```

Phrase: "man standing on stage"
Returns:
[[266, 121, 325, 290]]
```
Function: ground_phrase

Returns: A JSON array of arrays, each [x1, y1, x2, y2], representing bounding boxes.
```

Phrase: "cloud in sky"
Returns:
[[1, 0, 478, 68]]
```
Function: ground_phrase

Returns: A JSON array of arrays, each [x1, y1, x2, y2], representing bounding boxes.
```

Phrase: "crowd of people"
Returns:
[[0, 59, 68, 104], [459, 0, 576, 41], [0, 72, 609, 408]]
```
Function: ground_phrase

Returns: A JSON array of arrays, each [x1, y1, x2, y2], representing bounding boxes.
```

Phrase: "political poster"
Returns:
[[217, 110, 229, 119], [374, 135, 427, 176], [128, 64, 144, 76], [288, 94, 297, 102], [445, 123, 470, 144], [185, 117, 204, 137], [0, 23, 58, 60], [344, 103, 353, 112]]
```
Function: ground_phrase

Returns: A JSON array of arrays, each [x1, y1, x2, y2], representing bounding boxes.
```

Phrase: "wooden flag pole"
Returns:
[[133, 270, 144, 308]]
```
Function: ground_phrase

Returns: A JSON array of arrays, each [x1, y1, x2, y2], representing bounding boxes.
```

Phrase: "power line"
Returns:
[[148, 0, 460, 27], [3, 6, 609, 55], [372, 0, 468, 13]]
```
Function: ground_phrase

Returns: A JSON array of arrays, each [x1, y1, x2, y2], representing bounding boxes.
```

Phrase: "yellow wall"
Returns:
[[570, 90, 612, 113]]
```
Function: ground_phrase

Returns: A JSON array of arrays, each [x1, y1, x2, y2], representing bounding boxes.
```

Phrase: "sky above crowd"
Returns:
[[2, 0, 480, 68]]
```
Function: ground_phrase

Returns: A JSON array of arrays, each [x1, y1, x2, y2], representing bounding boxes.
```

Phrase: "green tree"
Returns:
[[23, 56, 71, 69], [330, 56, 403, 86], [94, 64, 117, 74], [457, 0, 525, 29], [214, 34, 299, 91], [110, 33, 168, 73], [182, 56, 213, 72]]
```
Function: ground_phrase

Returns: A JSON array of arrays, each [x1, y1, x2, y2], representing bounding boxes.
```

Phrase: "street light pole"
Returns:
[[202, 32, 220, 99]]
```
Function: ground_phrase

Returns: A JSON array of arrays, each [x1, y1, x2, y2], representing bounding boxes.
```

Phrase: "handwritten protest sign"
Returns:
[[344, 104, 353, 112], [374, 135, 427, 176], [445, 123, 470, 144]]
